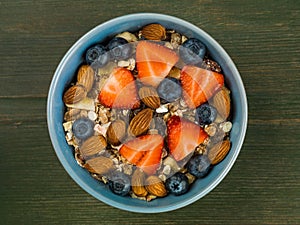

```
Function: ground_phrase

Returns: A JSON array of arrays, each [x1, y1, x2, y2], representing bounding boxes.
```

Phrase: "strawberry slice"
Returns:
[[98, 67, 140, 109], [180, 65, 224, 108], [119, 134, 164, 175], [136, 41, 179, 87], [167, 116, 208, 161]]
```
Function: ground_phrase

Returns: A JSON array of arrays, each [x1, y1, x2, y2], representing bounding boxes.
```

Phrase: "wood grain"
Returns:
[[1, 0, 299, 224]]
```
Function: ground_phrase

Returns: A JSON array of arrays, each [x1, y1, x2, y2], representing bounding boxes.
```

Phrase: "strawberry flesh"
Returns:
[[167, 115, 208, 161], [98, 67, 140, 109], [119, 134, 164, 175], [180, 65, 224, 108], [136, 41, 179, 87]]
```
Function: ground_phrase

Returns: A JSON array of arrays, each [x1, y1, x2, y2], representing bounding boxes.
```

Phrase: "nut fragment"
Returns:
[[63, 121, 73, 132], [141, 24, 166, 41], [181, 35, 188, 44], [162, 165, 171, 175], [145, 176, 167, 197], [170, 33, 181, 48], [211, 87, 231, 121], [66, 97, 95, 111], [204, 123, 217, 136], [163, 156, 180, 172], [202, 58, 222, 73], [185, 173, 196, 184], [131, 169, 148, 197], [94, 122, 111, 137], [88, 111, 97, 121], [158, 174, 167, 182], [138, 86, 160, 109], [168, 67, 181, 80], [79, 135, 107, 158], [75, 147, 85, 167], [117, 58, 135, 71], [85, 156, 114, 174], [220, 121, 232, 133], [98, 109, 109, 124], [156, 104, 169, 113], [122, 164, 133, 175], [107, 120, 126, 145], [208, 140, 231, 165], [148, 128, 158, 135], [128, 108, 153, 136], [116, 32, 137, 42], [164, 42, 173, 49], [63, 85, 87, 104], [77, 65, 95, 92]]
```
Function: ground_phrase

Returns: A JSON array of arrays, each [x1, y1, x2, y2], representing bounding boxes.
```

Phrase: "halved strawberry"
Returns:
[[167, 115, 208, 161], [180, 65, 224, 108], [98, 67, 140, 109], [119, 134, 164, 175], [136, 41, 179, 87]]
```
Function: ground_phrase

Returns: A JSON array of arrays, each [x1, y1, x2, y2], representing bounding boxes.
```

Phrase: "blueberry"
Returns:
[[187, 154, 211, 178], [108, 172, 131, 196], [196, 103, 217, 125], [157, 77, 182, 103], [107, 37, 132, 60], [179, 38, 206, 65], [165, 173, 189, 196], [72, 117, 94, 140], [85, 44, 109, 68]]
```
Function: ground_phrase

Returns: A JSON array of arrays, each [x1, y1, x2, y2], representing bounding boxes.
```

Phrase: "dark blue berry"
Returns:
[[72, 117, 94, 140], [187, 154, 211, 178], [179, 38, 206, 65], [107, 37, 132, 60], [196, 103, 217, 125], [108, 172, 131, 196], [165, 173, 189, 196], [157, 77, 182, 103], [85, 44, 109, 67]]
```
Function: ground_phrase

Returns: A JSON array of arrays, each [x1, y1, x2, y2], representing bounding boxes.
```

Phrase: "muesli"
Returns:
[[62, 24, 232, 201]]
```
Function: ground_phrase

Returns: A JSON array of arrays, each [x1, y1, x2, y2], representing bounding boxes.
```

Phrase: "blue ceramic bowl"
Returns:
[[47, 13, 247, 213]]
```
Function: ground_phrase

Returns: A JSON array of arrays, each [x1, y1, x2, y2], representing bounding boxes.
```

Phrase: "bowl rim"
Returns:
[[47, 12, 248, 213]]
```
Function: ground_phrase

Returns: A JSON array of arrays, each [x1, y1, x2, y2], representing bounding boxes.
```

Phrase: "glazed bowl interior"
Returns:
[[47, 13, 247, 213]]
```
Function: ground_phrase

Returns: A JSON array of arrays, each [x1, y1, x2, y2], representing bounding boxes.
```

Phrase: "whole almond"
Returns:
[[138, 86, 160, 109], [84, 156, 114, 174], [211, 87, 231, 122], [145, 175, 167, 197], [107, 120, 126, 146], [131, 169, 148, 197], [63, 84, 87, 104], [128, 108, 153, 136], [77, 65, 95, 92], [208, 139, 231, 165], [141, 24, 166, 41], [79, 135, 107, 158], [64, 108, 81, 121]]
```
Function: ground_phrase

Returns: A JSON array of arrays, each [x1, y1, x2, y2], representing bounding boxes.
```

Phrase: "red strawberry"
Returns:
[[167, 115, 208, 161], [98, 67, 140, 109], [119, 134, 164, 175], [136, 41, 179, 87], [180, 65, 224, 108]]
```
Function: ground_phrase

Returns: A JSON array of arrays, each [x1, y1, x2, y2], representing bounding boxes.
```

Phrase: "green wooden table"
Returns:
[[1, 0, 299, 224]]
